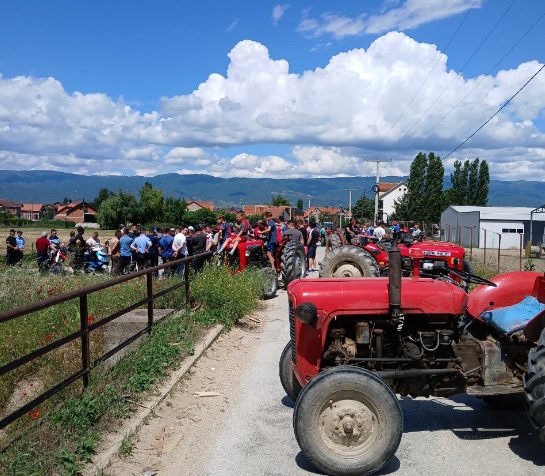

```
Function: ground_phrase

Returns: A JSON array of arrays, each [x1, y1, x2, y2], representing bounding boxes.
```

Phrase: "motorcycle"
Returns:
[[39, 246, 68, 275], [83, 245, 110, 273]]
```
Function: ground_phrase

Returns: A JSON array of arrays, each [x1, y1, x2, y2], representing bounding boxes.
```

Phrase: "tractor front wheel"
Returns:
[[279, 342, 302, 403], [319, 245, 380, 278], [260, 267, 278, 299], [294, 367, 402, 476], [524, 327, 545, 442], [280, 240, 307, 285]]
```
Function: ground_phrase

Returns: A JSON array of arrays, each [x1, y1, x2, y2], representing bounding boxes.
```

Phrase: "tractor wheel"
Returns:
[[279, 342, 302, 403], [293, 367, 402, 476], [463, 260, 475, 275], [281, 240, 307, 285], [320, 245, 380, 278], [260, 267, 278, 299], [524, 327, 545, 442], [49, 262, 64, 275]]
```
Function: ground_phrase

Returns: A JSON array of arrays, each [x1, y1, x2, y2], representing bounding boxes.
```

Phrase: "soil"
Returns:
[[93, 315, 267, 476]]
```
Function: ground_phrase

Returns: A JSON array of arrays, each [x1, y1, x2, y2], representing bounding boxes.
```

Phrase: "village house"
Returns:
[[54, 200, 97, 223], [378, 181, 407, 223], [0, 199, 23, 217], [21, 203, 46, 221], [186, 201, 215, 212], [304, 206, 343, 224]]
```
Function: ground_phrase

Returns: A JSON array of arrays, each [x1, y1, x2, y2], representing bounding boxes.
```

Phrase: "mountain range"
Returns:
[[1, 170, 544, 210]]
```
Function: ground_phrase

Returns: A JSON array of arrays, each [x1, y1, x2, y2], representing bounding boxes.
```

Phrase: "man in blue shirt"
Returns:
[[158, 227, 175, 275], [264, 212, 277, 271], [119, 228, 134, 274], [132, 228, 152, 270]]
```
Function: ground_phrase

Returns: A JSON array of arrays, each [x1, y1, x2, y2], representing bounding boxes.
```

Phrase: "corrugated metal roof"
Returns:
[[450, 206, 545, 221]]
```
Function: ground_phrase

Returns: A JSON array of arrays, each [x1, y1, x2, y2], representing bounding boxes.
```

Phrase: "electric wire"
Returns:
[[394, 0, 518, 146], [409, 8, 545, 149], [378, 0, 478, 145], [443, 63, 545, 160]]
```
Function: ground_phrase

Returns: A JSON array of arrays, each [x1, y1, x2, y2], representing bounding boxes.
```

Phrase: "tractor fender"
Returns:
[[524, 309, 545, 343], [466, 271, 543, 320]]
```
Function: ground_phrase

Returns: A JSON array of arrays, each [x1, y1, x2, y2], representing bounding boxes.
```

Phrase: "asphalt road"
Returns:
[[107, 245, 545, 476]]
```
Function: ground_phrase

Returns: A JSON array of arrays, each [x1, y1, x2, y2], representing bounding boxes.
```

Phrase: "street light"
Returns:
[[344, 189, 356, 220]]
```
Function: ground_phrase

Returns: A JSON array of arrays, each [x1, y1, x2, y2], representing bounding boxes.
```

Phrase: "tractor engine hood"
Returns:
[[287, 277, 468, 317]]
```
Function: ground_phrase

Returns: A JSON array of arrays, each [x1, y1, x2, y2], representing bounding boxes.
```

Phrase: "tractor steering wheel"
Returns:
[[442, 266, 497, 287]]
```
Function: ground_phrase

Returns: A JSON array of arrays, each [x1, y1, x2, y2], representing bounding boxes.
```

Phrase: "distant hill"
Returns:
[[0, 170, 544, 209]]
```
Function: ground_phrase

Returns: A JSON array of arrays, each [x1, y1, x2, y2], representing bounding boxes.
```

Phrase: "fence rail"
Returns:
[[0, 252, 212, 430]]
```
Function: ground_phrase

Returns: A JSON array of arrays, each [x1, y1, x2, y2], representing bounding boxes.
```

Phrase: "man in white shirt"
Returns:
[[172, 229, 188, 277], [373, 222, 386, 241]]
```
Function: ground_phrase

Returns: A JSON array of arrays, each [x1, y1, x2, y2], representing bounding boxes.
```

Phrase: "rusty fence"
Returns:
[[0, 252, 212, 430]]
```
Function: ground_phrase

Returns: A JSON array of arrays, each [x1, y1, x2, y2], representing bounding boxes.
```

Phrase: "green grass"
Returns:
[[0, 262, 264, 475]]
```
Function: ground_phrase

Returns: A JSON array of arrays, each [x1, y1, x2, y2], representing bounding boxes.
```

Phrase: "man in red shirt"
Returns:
[[36, 231, 52, 270]]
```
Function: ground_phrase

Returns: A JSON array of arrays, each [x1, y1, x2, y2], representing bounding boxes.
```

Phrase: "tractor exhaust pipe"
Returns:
[[389, 240, 402, 319]]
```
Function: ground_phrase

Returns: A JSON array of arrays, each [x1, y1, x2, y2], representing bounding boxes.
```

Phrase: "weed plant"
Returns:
[[0, 263, 263, 475]]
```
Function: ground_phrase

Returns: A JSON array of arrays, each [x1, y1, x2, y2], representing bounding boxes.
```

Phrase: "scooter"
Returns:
[[83, 245, 109, 273]]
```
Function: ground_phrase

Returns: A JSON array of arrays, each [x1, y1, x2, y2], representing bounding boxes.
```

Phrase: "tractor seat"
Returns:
[[482, 296, 545, 335]]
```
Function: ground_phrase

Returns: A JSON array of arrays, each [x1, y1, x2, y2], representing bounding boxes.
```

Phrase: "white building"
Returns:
[[379, 182, 407, 222], [440, 205, 545, 249]]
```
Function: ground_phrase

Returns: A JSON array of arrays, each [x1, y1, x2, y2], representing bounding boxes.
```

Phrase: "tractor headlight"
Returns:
[[295, 302, 317, 325], [245, 250, 251, 257]]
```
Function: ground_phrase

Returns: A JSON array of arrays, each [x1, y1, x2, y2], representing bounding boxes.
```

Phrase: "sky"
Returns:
[[0, 0, 544, 182]]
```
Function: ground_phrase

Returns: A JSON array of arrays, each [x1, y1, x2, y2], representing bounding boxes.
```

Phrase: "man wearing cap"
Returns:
[[187, 224, 209, 271], [5, 229, 18, 266], [36, 232, 53, 270], [15, 230, 25, 265], [172, 227, 188, 277]]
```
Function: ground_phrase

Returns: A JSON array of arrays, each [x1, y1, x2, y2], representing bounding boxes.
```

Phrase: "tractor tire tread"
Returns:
[[524, 327, 545, 442], [319, 245, 380, 278]]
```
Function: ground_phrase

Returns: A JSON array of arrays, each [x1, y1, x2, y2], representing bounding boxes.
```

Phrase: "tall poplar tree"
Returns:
[[467, 159, 479, 205], [425, 152, 445, 223], [406, 152, 428, 222], [475, 160, 490, 206]]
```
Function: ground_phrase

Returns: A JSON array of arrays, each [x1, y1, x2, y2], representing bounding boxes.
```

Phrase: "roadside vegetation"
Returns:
[[0, 263, 264, 475]]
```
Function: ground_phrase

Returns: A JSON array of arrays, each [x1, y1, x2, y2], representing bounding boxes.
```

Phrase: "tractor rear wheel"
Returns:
[[280, 240, 307, 285], [320, 245, 380, 278], [293, 367, 402, 476], [524, 327, 545, 442], [279, 342, 302, 403], [259, 267, 278, 299]]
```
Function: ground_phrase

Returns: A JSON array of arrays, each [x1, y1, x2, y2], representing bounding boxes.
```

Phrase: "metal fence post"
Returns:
[[80, 295, 90, 388], [520, 233, 523, 271], [184, 259, 190, 306], [497, 234, 502, 275], [147, 271, 154, 334]]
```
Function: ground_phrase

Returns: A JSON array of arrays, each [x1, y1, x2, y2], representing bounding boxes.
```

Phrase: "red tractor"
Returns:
[[217, 236, 307, 298], [280, 245, 545, 476], [321, 233, 471, 279]]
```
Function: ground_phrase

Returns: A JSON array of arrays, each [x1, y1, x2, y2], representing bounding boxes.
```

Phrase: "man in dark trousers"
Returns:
[[187, 224, 209, 271], [5, 229, 18, 266]]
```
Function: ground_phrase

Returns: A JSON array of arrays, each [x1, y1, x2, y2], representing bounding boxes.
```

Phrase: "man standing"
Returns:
[[35, 231, 52, 270], [373, 222, 386, 241], [15, 230, 25, 265], [283, 220, 304, 245], [73, 226, 86, 270], [264, 212, 277, 271], [118, 228, 134, 274], [5, 229, 18, 266], [172, 227, 188, 277], [108, 230, 121, 274], [132, 228, 152, 270], [307, 221, 320, 272], [158, 227, 175, 275], [187, 224, 209, 271]]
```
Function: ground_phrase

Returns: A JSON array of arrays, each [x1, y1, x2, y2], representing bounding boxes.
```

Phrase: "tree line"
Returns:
[[349, 152, 490, 224]]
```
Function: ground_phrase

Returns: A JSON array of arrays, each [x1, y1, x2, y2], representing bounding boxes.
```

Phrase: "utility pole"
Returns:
[[366, 159, 392, 226], [343, 189, 356, 221]]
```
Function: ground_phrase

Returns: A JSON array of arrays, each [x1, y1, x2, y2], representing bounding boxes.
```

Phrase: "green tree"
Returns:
[[272, 195, 290, 206], [449, 160, 466, 205], [181, 208, 217, 227], [475, 160, 490, 206], [296, 198, 304, 210], [425, 152, 445, 223], [406, 152, 429, 222], [91, 188, 115, 209], [391, 194, 410, 221], [163, 197, 188, 225], [139, 182, 164, 224], [95, 189, 140, 229], [467, 159, 479, 205], [352, 195, 375, 222]]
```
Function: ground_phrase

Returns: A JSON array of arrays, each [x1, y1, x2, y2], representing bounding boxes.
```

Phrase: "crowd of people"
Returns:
[[4, 212, 423, 275], [341, 218, 423, 245]]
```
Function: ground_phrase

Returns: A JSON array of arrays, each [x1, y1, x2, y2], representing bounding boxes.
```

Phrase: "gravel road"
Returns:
[[104, 246, 545, 476]]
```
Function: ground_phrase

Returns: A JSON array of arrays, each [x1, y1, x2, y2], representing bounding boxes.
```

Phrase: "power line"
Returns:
[[443, 63, 545, 160], [378, 0, 478, 145], [410, 7, 545, 148], [394, 0, 518, 146]]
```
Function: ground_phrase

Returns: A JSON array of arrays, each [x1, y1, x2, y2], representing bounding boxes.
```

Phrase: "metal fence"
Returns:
[[0, 252, 211, 430]]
